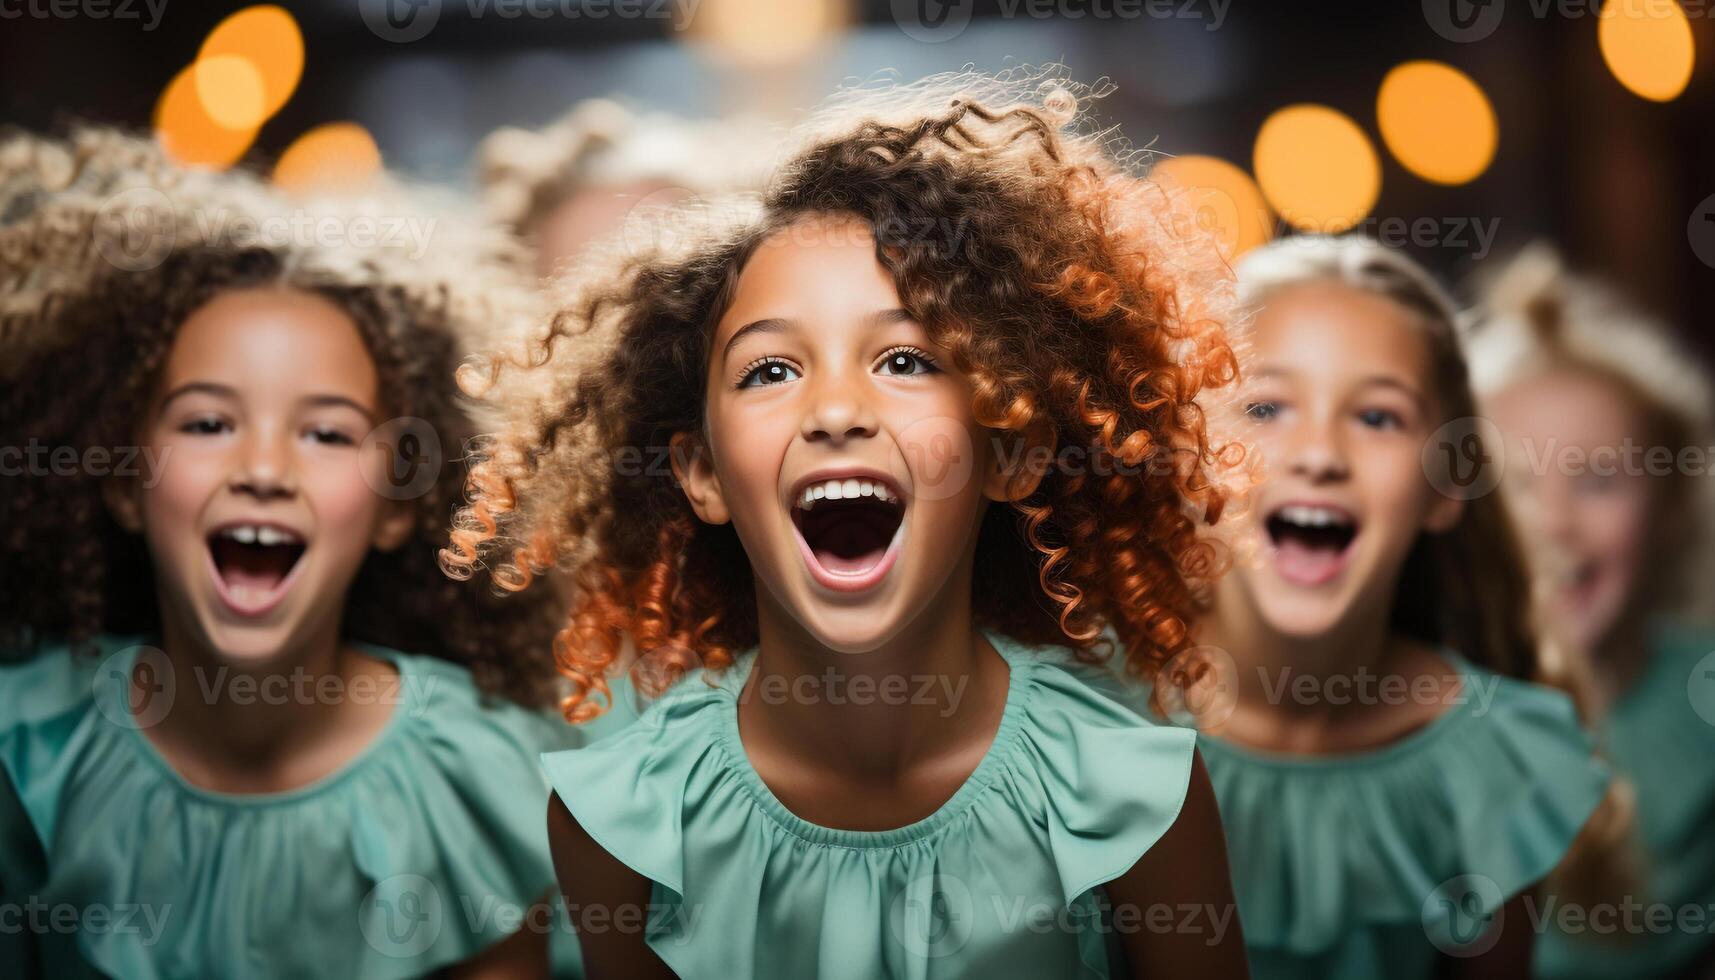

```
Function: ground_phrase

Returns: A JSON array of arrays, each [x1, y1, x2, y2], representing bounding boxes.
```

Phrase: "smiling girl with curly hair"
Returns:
[[0, 128, 594, 979], [448, 69, 1251, 978]]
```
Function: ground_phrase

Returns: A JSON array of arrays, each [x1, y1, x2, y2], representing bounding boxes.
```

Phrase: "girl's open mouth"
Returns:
[[1265, 503, 1358, 587], [206, 522, 308, 616], [789, 475, 905, 593]]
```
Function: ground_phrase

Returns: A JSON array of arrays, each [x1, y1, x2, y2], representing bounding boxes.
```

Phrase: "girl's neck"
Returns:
[[741, 565, 1008, 783], [146, 606, 396, 792], [1200, 576, 1442, 753]]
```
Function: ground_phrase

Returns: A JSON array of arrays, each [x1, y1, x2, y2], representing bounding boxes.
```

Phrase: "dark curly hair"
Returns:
[[0, 128, 564, 708], [443, 70, 1247, 722]]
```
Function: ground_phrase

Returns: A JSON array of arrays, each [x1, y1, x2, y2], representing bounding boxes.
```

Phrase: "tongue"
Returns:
[[214, 540, 296, 593], [813, 523, 889, 575], [1273, 535, 1346, 585]]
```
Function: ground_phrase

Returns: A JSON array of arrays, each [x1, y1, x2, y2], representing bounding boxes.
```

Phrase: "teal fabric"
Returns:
[[0, 635, 616, 980], [1195, 656, 1611, 980], [540, 630, 1198, 979], [1536, 622, 1715, 979]]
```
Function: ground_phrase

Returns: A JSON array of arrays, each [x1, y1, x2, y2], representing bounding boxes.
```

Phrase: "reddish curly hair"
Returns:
[[443, 71, 1246, 722]]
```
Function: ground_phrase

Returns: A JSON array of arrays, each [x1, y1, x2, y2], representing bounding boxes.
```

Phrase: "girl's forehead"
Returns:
[[1248, 281, 1434, 380], [715, 218, 899, 338], [158, 288, 379, 403]]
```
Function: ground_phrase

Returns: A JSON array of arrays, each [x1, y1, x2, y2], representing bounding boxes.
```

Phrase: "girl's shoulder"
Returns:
[[1197, 652, 1611, 961], [1600, 619, 1715, 845], [539, 630, 1199, 978], [0, 636, 584, 979]]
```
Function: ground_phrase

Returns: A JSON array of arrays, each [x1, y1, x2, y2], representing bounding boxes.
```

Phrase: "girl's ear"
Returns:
[[670, 431, 730, 524], [981, 422, 1057, 503], [371, 501, 416, 552], [1424, 492, 1464, 535], [102, 474, 143, 533]]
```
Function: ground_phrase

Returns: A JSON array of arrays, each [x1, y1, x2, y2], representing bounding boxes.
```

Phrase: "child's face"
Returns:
[[675, 214, 1012, 652], [107, 288, 412, 663], [1224, 281, 1462, 638], [1487, 369, 1655, 654]]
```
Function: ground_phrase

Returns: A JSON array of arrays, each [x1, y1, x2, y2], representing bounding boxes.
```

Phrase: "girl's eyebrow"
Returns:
[[721, 308, 916, 362], [157, 382, 377, 424], [157, 381, 237, 414], [1358, 375, 1428, 410], [721, 317, 791, 361], [301, 394, 378, 424]]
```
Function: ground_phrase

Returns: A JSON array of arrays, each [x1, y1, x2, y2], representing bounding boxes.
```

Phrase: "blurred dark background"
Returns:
[[1, 0, 1709, 359]]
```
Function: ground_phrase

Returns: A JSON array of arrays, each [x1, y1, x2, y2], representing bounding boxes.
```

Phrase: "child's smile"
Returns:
[[787, 467, 907, 591], [204, 520, 309, 616], [1262, 500, 1361, 587]]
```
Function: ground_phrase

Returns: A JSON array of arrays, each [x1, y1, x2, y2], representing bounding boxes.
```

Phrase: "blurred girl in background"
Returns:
[[1180, 235, 1616, 979], [476, 98, 778, 277], [0, 129, 589, 979], [1469, 247, 1715, 979]]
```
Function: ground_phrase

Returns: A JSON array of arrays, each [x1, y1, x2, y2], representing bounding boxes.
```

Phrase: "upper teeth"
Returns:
[[220, 525, 301, 546], [1277, 505, 1351, 528], [796, 478, 900, 511]]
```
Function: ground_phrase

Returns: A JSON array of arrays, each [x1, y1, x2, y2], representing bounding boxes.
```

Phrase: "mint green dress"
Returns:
[[540, 630, 1200, 979], [1196, 655, 1611, 980], [0, 635, 627, 980], [1536, 622, 1715, 979]]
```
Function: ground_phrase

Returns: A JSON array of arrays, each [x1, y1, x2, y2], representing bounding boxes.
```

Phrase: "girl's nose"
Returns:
[[228, 431, 297, 499], [1285, 420, 1350, 483], [800, 373, 879, 445]]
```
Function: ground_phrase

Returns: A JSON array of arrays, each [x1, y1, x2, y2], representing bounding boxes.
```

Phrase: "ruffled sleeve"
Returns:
[[541, 637, 1199, 979], [0, 639, 595, 980], [1201, 662, 1610, 968], [540, 677, 726, 904], [1014, 653, 1197, 905]]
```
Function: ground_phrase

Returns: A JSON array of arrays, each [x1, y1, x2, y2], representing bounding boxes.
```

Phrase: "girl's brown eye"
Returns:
[[738, 358, 800, 388], [180, 416, 229, 436], [877, 348, 937, 377]]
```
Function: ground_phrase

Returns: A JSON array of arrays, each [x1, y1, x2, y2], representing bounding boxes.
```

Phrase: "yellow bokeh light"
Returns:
[[695, 0, 843, 67], [1598, 0, 1694, 102], [193, 54, 268, 132], [1377, 61, 1498, 186], [199, 4, 305, 119], [1152, 154, 1274, 260], [154, 64, 258, 170], [273, 123, 383, 194], [1253, 105, 1380, 233]]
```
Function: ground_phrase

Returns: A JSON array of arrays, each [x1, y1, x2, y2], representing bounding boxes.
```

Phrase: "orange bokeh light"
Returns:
[[1377, 61, 1498, 186], [1253, 104, 1380, 233], [273, 123, 383, 193], [154, 63, 258, 170]]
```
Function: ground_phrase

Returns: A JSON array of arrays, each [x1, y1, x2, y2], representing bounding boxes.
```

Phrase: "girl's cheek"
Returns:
[[1581, 486, 1651, 569], [140, 440, 225, 529], [888, 411, 976, 502], [1359, 439, 1433, 531], [302, 462, 389, 544]]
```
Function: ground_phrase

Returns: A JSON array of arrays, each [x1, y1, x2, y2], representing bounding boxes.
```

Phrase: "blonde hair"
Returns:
[[475, 98, 782, 238], [1466, 243, 1715, 624]]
